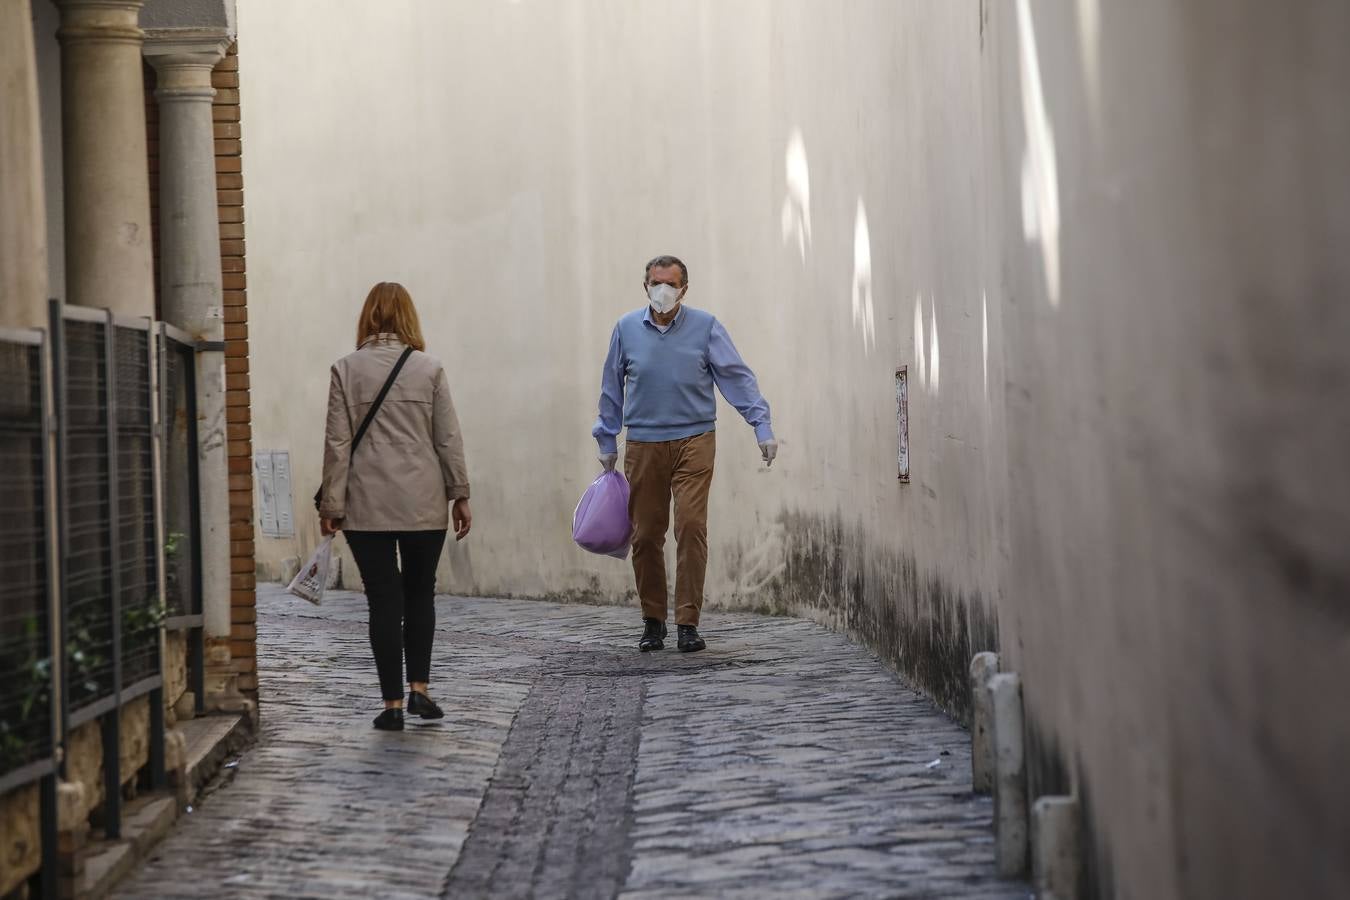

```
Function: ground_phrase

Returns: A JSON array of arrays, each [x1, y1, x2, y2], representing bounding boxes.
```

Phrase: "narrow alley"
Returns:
[[4, 1, 1348, 898], [114, 587, 1025, 899]]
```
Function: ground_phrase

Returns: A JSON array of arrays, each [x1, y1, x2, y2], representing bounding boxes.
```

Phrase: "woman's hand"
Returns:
[[320, 516, 343, 536], [452, 498, 472, 541]]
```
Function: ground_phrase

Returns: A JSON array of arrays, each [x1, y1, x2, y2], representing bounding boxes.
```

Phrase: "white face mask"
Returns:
[[648, 283, 683, 315]]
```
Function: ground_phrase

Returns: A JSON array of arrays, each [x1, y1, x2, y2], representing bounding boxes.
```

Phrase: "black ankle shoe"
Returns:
[[638, 617, 667, 652], [373, 708, 404, 731], [677, 624, 706, 653], [407, 690, 444, 720]]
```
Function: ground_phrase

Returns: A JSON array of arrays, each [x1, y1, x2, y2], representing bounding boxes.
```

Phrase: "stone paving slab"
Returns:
[[114, 585, 1029, 899]]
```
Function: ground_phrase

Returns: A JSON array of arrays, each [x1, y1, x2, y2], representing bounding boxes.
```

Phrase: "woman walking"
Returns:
[[318, 282, 472, 731]]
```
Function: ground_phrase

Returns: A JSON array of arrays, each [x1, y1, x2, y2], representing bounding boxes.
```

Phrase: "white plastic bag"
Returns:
[[287, 536, 334, 605]]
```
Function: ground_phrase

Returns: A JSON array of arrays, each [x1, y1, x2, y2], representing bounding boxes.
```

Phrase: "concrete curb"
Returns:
[[74, 714, 252, 899]]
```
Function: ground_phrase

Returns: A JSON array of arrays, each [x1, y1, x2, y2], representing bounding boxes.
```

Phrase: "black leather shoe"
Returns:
[[407, 690, 444, 720], [373, 708, 404, 731], [677, 624, 706, 653], [638, 617, 667, 652]]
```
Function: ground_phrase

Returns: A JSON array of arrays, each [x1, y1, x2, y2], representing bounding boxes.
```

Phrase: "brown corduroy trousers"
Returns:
[[623, 431, 716, 626]]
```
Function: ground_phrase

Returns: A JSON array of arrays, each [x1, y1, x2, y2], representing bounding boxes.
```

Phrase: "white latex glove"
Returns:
[[759, 440, 778, 468], [598, 452, 618, 472]]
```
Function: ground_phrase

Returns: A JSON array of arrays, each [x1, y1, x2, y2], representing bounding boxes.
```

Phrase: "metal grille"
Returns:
[[113, 327, 158, 687], [63, 319, 115, 711], [0, 339, 52, 776], [160, 338, 198, 619]]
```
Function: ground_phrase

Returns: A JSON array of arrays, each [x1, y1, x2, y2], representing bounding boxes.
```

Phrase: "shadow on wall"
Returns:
[[725, 510, 998, 724]]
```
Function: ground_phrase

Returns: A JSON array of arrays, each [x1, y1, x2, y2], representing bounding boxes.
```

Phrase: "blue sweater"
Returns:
[[592, 305, 773, 452]]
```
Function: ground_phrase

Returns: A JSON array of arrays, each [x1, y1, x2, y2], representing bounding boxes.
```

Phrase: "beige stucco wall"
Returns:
[[1, 0, 48, 331], [239, 2, 1349, 898], [983, 4, 1350, 897], [240, 0, 1008, 622]]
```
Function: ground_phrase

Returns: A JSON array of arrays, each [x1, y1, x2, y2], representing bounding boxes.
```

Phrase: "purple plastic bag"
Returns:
[[572, 470, 634, 559]]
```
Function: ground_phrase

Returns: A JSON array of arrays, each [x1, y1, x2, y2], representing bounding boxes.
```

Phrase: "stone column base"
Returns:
[[56, 781, 88, 900]]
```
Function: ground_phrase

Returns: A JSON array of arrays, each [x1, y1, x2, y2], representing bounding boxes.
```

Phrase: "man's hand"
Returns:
[[759, 440, 778, 468], [598, 452, 618, 472], [452, 498, 472, 541], [320, 516, 343, 536]]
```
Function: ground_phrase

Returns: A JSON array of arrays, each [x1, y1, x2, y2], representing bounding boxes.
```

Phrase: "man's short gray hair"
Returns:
[[644, 255, 688, 287]]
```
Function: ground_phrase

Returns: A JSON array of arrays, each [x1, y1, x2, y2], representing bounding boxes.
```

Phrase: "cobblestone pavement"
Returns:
[[116, 586, 1030, 899]]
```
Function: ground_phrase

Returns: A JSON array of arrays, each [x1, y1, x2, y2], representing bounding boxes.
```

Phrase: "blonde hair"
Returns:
[[356, 281, 426, 351]]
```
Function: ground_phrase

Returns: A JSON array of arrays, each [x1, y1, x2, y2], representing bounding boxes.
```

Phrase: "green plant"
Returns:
[[66, 600, 109, 705], [0, 614, 52, 774], [123, 596, 167, 636], [164, 530, 187, 613]]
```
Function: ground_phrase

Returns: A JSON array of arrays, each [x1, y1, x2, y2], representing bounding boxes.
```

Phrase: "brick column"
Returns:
[[216, 44, 258, 701]]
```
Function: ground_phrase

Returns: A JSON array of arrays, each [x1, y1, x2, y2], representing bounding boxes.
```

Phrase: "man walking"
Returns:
[[593, 255, 777, 652]]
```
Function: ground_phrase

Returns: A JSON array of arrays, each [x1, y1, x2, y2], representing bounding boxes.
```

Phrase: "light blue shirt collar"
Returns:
[[642, 304, 686, 334]]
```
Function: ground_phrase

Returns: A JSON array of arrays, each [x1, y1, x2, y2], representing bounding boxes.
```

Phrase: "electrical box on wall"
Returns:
[[255, 449, 295, 537], [895, 366, 910, 483]]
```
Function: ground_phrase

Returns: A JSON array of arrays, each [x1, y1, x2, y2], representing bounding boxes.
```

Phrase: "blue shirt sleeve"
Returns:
[[708, 319, 774, 444], [591, 324, 625, 454]]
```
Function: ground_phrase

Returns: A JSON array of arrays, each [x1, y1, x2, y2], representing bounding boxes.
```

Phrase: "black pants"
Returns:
[[345, 529, 447, 701]]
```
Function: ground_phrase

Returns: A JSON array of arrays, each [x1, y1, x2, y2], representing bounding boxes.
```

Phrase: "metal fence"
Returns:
[[59, 313, 117, 717], [112, 323, 159, 690], [51, 303, 167, 844], [0, 326, 59, 899], [0, 304, 211, 894]]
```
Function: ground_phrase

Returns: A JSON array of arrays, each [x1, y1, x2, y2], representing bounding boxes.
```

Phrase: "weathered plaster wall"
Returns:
[[984, 4, 1350, 898], [239, 2, 1349, 898], [239, 3, 1008, 687]]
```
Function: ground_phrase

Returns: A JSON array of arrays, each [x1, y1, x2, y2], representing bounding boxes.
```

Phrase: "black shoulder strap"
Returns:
[[350, 346, 414, 456]]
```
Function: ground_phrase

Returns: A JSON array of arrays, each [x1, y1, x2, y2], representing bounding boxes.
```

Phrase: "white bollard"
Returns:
[[1033, 795, 1082, 900], [969, 651, 999, 794], [989, 672, 1028, 878]]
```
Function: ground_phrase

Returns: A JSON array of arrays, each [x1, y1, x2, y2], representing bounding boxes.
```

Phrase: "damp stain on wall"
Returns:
[[723, 509, 998, 725]]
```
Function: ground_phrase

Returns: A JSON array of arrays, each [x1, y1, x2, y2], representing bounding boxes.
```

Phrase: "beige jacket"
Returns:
[[320, 335, 470, 531]]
